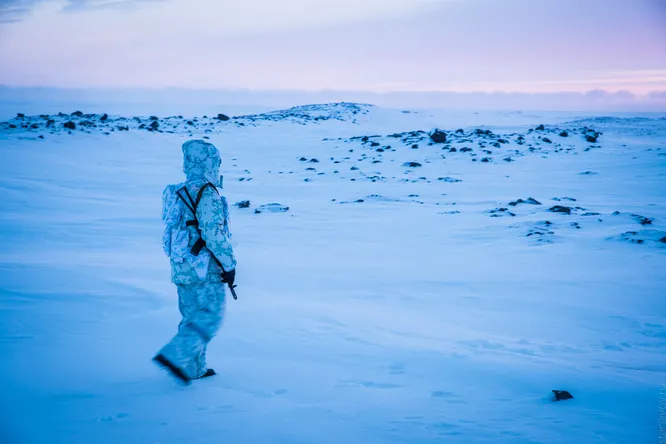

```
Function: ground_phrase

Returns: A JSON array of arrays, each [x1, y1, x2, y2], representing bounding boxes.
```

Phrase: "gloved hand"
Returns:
[[221, 268, 236, 287]]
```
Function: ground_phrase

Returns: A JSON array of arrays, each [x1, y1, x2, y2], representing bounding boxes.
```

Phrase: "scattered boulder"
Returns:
[[299, 157, 307, 162], [480, 157, 491, 163], [430, 129, 447, 144], [460, 147, 473, 153], [100, 114, 108, 121], [542, 137, 552, 143], [411, 144, 419, 149], [370, 142, 380, 147], [149, 115, 159, 121], [559, 131, 568, 137], [488, 208, 516, 217], [216, 114, 230, 121], [149, 120, 159, 130], [455, 129, 464, 134], [17, 113, 25, 119], [63, 121, 76, 130], [438, 177, 462, 183], [8, 124, 16, 129], [535, 124, 545, 131], [659, 237, 666, 244], [403, 162, 422, 168], [509, 198, 542, 206], [255, 203, 289, 214], [583, 128, 601, 143], [552, 390, 574, 402], [234, 200, 250, 208], [71, 111, 83, 117], [631, 214, 653, 226], [549, 205, 572, 215], [309, 158, 319, 163]]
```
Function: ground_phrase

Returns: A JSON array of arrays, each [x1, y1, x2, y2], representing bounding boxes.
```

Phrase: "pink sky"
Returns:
[[0, 0, 665, 94]]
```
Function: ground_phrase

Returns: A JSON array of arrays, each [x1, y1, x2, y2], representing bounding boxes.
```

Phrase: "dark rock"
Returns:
[[376, 148, 384, 152], [455, 129, 464, 134], [101, 114, 108, 121], [509, 198, 542, 206], [351, 166, 359, 171], [309, 158, 319, 163], [411, 144, 419, 149], [480, 157, 491, 163], [355, 199, 365, 203], [255, 203, 289, 214], [542, 137, 552, 143], [504, 157, 514, 162], [305, 167, 316, 171], [370, 142, 380, 147], [581, 212, 600, 216], [488, 208, 516, 217], [498, 139, 509, 144], [403, 162, 422, 168], [430, 129, 447, 144], [299, 157, 307, 161], [216, 114, 230, 121], [63, 121, 76, 130], [552, 390, 573, 401], [30, 123, 39, 129], [450, 148, 457, 152], [559, 131, 568, 137], [17, 113, 25, 119], [8, 124, 16, 128], [585, 135, 598, 143], [631, 214, 653, 225], [234, 200, 250, 208], [187, 121, 194, 126], [361, 136, 369, 142], [438, 177, 462, 183], [149, 115, 159, 121], [659, 237, 666, 244], [149, 120, 159, 130], [535, 124, 545, 131], [549, 205, 572, 215], [460, 147, 473, 153], [71, 111, 83, 117], [474, 129, 493, 136]]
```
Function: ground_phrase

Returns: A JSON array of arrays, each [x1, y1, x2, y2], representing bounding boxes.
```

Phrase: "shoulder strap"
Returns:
[[175, 186, 197, 215], [194, 182, 219, 210]]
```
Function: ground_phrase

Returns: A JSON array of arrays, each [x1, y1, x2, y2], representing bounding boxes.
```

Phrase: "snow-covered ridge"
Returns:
[[0, 102, 377, 137], [235, 102, 375, 124]]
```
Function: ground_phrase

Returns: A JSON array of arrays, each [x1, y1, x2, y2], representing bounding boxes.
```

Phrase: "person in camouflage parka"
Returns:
[[154, 140, 236, 384]]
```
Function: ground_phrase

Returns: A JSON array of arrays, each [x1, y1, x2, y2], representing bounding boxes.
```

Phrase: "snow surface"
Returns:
[[1, 104, 665, 443]]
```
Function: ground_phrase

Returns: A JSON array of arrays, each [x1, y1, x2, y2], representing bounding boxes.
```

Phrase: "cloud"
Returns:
[[0, 0, 164, 22], [0, 0, 47, 22]]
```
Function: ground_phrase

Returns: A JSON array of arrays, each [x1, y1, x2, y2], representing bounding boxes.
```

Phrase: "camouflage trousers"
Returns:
[[159, 281, 226, 379]]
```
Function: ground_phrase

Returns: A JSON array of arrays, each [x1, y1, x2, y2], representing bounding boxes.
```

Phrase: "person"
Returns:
[[153, 139, 236, 385]]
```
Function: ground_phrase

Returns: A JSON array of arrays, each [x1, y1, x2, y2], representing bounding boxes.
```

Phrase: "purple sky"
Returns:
[[0, 0, 665, 95]]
